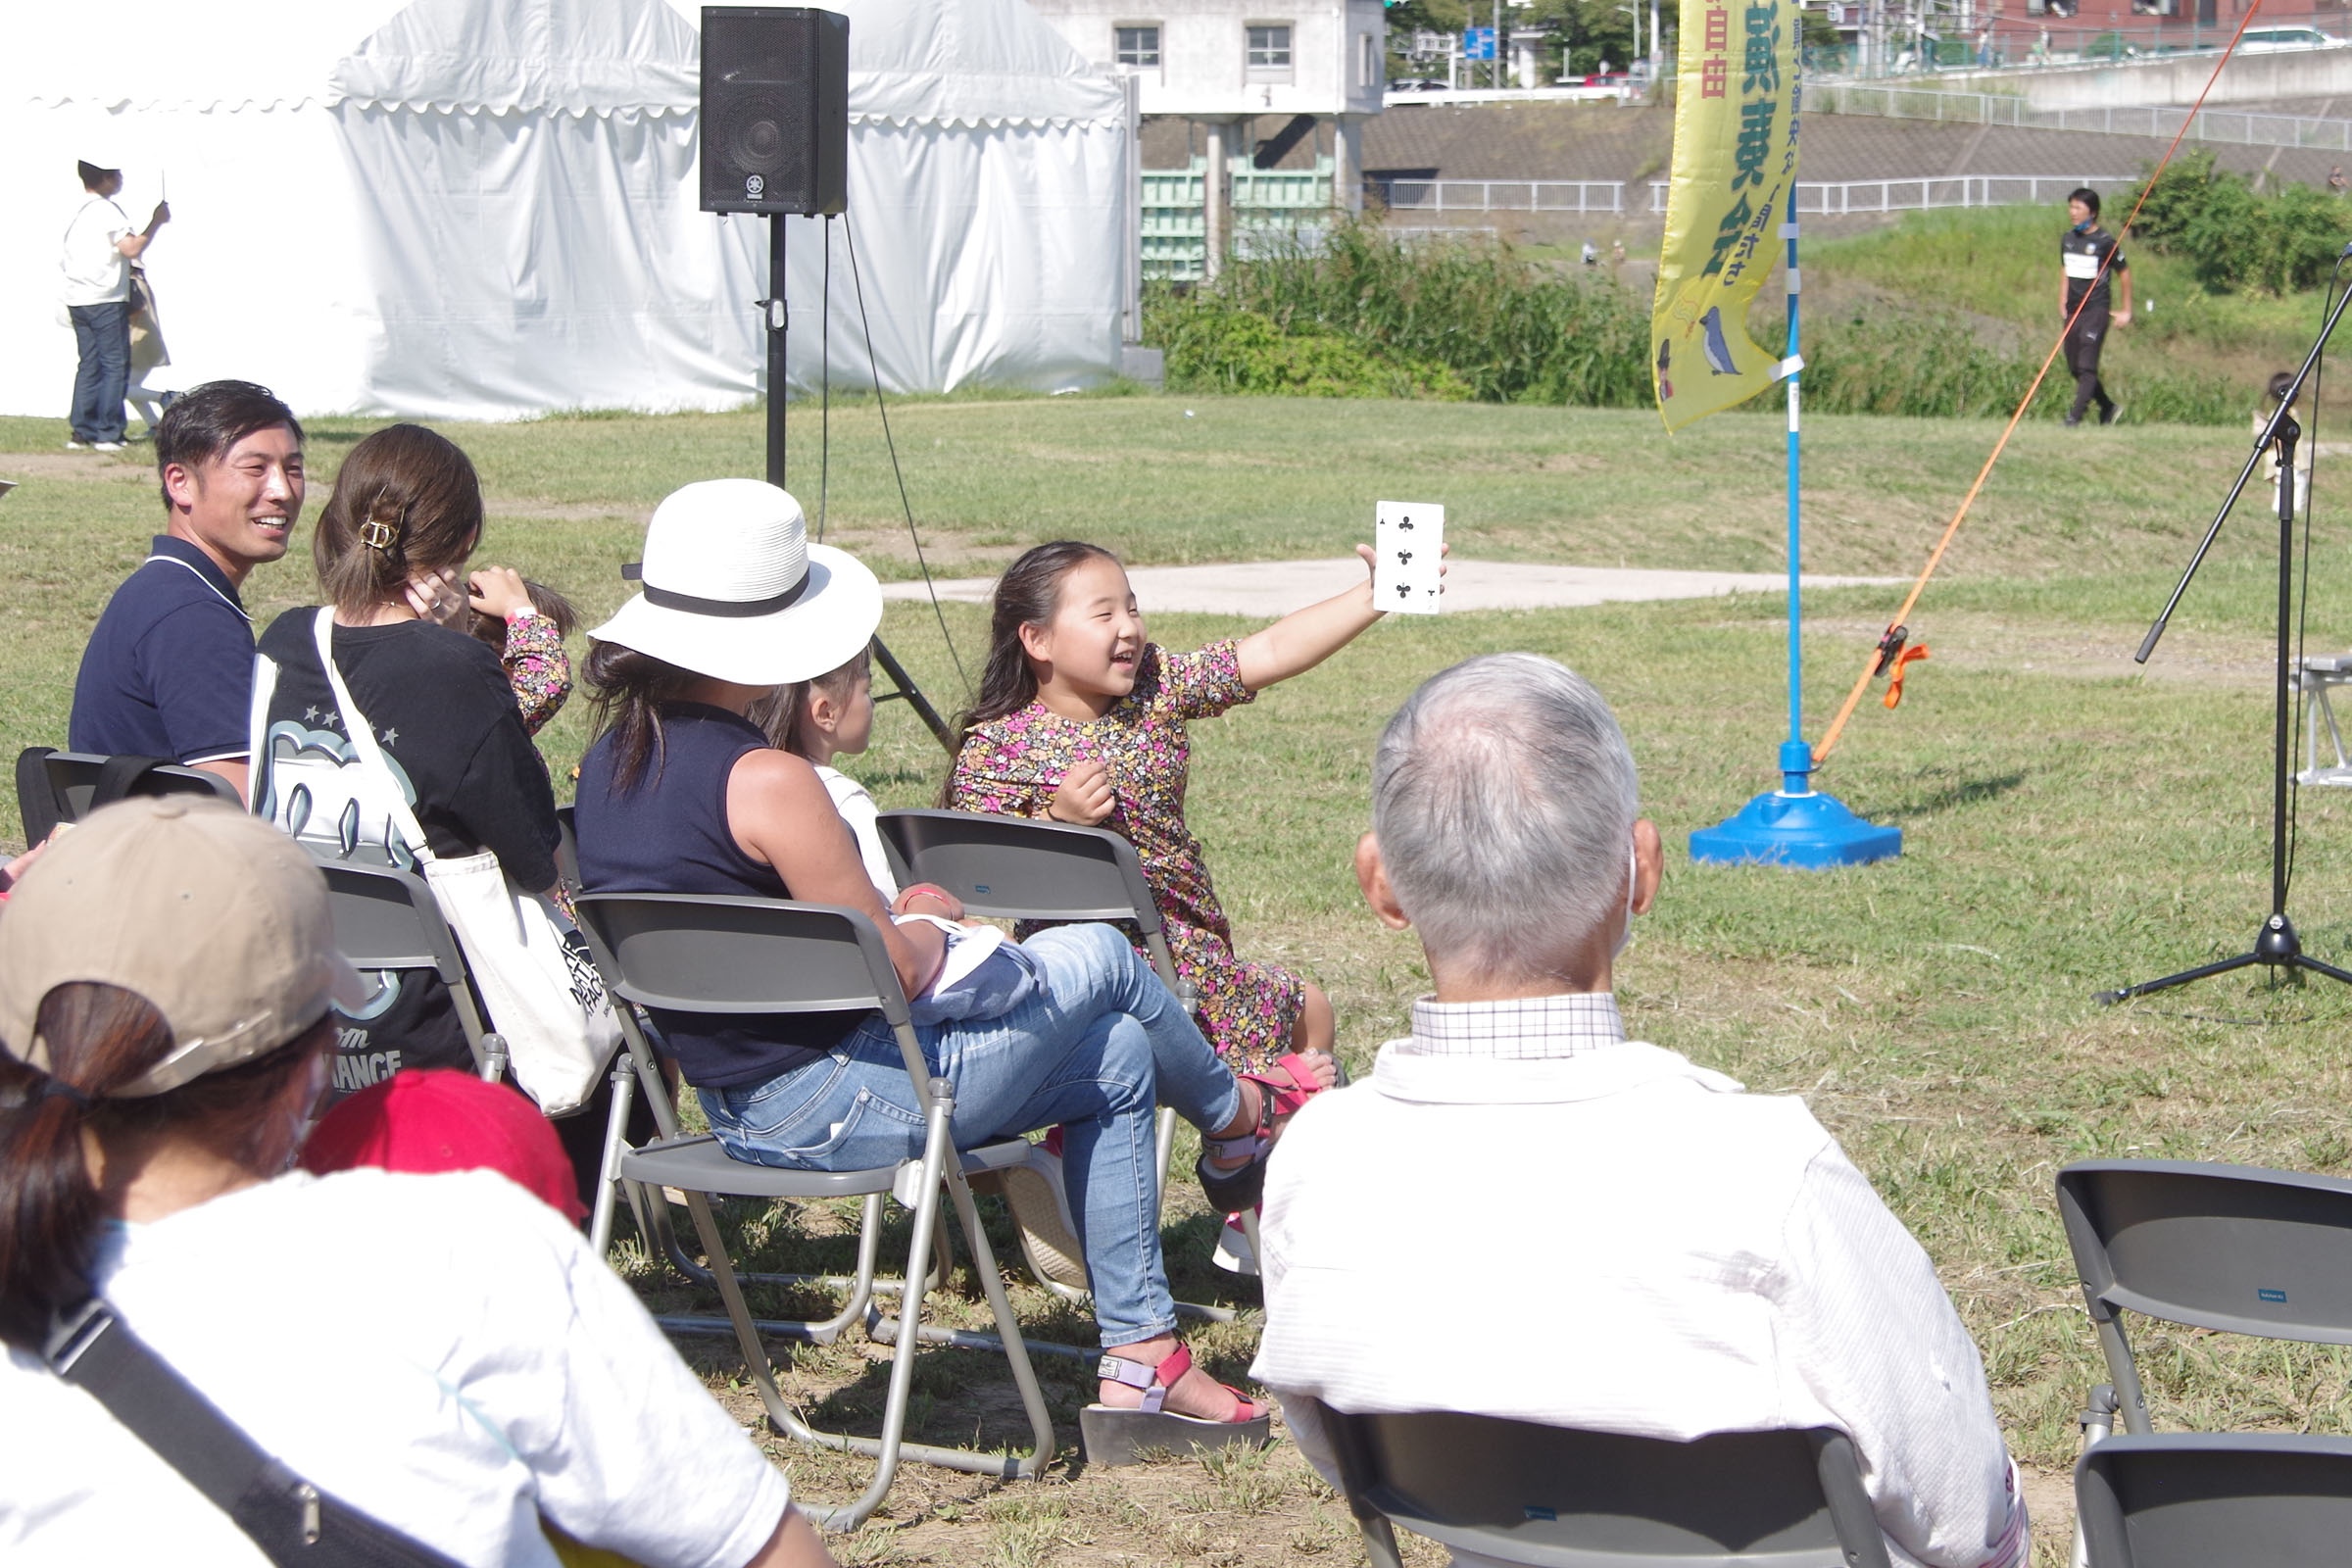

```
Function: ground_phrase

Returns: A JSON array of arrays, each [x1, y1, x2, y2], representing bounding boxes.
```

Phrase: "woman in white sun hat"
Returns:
[[573, 478, 1284, 1447]]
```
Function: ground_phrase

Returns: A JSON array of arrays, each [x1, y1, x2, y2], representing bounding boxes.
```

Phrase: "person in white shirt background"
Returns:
[[1250, 653, 2029, 1568], [59, 156, 169, 452]]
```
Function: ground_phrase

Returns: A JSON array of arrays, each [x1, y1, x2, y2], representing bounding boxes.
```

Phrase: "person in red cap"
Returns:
[[301, 1069, 589, 1224]]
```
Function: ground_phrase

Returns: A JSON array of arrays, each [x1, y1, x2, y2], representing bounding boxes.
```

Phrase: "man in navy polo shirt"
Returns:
[[69, 380, 306, 801]]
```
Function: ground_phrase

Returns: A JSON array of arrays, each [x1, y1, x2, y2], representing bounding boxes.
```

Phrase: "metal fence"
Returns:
[[1370, 178, 1628, 214], [1142, 156, 1336, 281], [1813, 80, 2352, 153], [1642, 173, 2131, 214]]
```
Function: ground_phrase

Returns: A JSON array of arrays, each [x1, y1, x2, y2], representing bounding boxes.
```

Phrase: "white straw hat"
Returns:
[[589, 478, 882, 685]]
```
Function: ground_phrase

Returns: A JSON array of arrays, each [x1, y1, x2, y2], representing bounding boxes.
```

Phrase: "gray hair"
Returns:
[[1370, 654, 1641, 975]]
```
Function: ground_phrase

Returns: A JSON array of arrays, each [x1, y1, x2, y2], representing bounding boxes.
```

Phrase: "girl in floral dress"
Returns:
[[949, 540, 1411, 1107]]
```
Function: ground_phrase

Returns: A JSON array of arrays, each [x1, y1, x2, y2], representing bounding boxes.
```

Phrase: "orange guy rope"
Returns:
[[1811, 8, 2268, 764]]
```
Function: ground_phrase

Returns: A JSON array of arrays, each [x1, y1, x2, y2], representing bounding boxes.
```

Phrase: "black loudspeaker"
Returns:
[[700, 7, 849, 217]]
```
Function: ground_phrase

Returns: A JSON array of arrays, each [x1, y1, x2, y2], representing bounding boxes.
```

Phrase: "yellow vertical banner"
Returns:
[[1650, 0, 1801, 431]]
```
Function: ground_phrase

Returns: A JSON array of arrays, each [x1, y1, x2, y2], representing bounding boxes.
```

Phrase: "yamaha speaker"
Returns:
[[700, 7, 849, 217]]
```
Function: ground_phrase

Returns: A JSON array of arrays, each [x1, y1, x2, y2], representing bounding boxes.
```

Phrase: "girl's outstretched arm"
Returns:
[[1238, 543, 1443, 692]]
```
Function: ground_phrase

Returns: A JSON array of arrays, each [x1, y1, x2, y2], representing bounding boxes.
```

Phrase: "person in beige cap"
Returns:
[[0, 797, 835, 1568]]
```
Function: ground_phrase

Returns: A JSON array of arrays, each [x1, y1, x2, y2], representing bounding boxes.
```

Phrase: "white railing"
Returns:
[[1813, 82, 2352, 153], [1641, 173, 2133, 214], [1371, 177, 1628, 214]]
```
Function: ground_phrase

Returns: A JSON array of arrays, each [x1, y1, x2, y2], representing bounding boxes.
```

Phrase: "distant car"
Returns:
[[1385, 77, 1448, 91], [1582, 72, 1630, 84], [2240, 25, 2344, 50]]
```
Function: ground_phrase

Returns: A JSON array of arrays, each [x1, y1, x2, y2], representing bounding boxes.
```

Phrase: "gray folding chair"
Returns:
[[312, 858, 502, 1082], [874, 808, 1233, 1299], [17, 746, 241, 842], [2076, 1433, 2352, 1568], [2055, 1158, 2352, 1568], [1314, 1404, 1893, 1568], [570, 891, 1054, 1532], [2056, 1159, 2352, 1442]]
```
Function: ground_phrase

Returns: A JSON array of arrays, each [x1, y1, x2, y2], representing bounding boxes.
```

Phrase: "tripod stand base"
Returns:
[[2095, 913, 2352, 1003], [1690, 789, 1901, 869]]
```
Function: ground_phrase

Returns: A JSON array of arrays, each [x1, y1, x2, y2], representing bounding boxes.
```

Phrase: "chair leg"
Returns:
[[589, 1059, 638, 1257], [1154, 1104, 1176, 1200], [2071, 1384, 2118, 1568], [1355, 1516, 1406, 1568]]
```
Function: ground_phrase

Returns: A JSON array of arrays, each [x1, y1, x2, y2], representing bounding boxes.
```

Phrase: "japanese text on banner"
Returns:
[[1649, 0, 1800, 431]]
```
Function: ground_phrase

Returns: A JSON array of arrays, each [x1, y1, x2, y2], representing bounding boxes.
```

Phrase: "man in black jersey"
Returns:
[[2059, 186, 2132, 426]]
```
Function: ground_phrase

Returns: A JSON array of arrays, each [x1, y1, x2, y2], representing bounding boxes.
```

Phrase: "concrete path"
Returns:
[[881, 559, 1905, 617]]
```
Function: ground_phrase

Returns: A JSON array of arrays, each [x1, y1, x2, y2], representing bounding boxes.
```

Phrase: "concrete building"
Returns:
[[1027, 0, 1387, 272]]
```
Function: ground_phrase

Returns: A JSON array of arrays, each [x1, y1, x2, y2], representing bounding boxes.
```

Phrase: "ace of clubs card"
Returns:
[[1375, 502, 1444, 614]]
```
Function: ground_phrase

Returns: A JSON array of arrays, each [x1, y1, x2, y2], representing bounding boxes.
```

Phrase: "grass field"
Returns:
[[13, 395, 2352, 1565]]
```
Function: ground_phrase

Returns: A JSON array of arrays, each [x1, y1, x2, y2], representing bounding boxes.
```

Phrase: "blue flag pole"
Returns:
[[1690, 219, 1901, 868]]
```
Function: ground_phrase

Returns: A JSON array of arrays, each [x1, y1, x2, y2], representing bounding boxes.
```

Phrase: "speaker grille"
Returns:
[[700, 7, 848, 217]]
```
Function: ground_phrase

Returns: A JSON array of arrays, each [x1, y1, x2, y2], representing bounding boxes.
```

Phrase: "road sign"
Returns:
[[1463, 26, 1496, 59]]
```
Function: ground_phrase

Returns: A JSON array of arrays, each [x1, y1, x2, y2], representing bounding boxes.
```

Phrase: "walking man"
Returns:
[[2060, 185, 2130, 427], [60, 158, 169, 452]]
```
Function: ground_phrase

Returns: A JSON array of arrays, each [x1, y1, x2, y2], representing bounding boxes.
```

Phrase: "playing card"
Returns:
[[1375, 501, 1445, 615]]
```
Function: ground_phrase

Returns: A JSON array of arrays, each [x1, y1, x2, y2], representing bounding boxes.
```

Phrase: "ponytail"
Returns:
[[0, 983, 327, 1349]]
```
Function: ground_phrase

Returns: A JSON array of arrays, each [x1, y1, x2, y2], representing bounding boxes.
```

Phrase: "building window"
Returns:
[[1358, 30, 1379, 87], [1114, 24, 1161, 69], [1247, 23, 1295, 78]]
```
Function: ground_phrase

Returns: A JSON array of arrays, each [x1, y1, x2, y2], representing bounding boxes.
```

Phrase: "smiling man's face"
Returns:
[[164, 424, 306, 585]]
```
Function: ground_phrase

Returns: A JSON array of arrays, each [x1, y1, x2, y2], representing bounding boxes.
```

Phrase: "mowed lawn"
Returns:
[[11, 396, 2352, 1565]]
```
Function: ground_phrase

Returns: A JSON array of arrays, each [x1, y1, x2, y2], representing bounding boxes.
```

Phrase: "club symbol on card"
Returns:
[[1395, 584, 1410, 599], [1397, 550, 1413, 565], [1398, 518, 1414, 530]]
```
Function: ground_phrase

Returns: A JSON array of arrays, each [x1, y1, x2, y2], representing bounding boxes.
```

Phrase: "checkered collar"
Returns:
[[1402, 992, 1627, 1061]]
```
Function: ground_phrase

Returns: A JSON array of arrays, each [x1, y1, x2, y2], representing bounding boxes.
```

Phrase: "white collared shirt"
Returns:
[[1251, 995, 2026, 1568]]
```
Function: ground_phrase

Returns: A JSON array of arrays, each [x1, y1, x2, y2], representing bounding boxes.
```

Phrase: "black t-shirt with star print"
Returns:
[[251, 612, 562, 1096], [254, 612, 560, 886]]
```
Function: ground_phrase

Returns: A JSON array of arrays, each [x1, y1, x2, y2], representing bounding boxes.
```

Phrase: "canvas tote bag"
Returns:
[[305, 609, 618, 1113]]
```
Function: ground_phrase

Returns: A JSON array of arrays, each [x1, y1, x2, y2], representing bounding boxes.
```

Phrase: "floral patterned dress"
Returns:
[[499, 612, 572, 738], [950, 639, 1305, 1077]]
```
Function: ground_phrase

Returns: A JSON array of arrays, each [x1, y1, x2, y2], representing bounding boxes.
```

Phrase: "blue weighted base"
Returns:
[[1689, 788, 1901, 868]]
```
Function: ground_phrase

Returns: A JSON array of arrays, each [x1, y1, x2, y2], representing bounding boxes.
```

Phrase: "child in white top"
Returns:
[[754, 646, 898, 900]]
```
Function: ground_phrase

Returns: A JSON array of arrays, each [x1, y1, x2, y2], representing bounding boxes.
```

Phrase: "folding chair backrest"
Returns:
[[314, 858, 470, 985], [554, 803, 580, 888], [2077, 1433, 2352, 1568], [572, 892, 912, 1031], [20, 747, 241, 841], [1322, 1407, 1890, 1568], [875, 809, 1165, 937], [2056, 1160, 2352, 1345]]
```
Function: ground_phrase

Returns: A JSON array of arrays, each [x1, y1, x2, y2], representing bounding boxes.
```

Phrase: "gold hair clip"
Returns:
[[358, 518, 396, 551]]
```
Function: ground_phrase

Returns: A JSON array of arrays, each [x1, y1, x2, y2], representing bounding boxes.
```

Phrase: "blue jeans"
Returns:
[[702, 922, 1244, 1345], [69, 301, 130, 444]]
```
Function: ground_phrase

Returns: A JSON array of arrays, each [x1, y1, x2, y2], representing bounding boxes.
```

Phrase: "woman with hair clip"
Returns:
[[571, 479, 1293, 1449], [0, 797, 833, 1567], [250, 421, 562, 1095]]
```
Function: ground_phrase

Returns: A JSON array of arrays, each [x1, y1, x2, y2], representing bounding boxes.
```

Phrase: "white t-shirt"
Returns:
[[0, 1169, 791, 1568], [60, 196, 131, 307], [818, 762, 899, 901]]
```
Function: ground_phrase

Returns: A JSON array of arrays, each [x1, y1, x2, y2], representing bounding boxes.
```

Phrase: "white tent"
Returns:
[[0, 0, 1133, 421]]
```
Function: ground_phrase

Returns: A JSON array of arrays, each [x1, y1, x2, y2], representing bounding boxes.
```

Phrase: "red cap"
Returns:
[[300, 1070, 588, 1222]]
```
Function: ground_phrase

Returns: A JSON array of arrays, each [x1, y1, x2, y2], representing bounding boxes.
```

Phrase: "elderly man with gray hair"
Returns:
[[1250, 654, 2028, 1568]]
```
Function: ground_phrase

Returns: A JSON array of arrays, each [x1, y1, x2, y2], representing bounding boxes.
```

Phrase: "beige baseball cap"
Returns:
[[0, 796, 364, 1098]]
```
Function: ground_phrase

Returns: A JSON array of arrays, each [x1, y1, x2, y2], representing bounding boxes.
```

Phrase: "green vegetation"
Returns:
[[1149, 221, 1652, 406], [2129, 149, 2352, 297], [13, 398, 2352, 1563]]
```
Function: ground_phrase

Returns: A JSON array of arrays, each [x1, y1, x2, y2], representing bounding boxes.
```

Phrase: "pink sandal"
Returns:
[[1080, 1345, 1273, 1465], [1195, 1052, 1337, 1211]]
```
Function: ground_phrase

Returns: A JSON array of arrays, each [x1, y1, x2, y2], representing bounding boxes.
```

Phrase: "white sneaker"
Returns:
[[1000, 1143, 1091, 1295], [91, 441, 125, 453], [64, 440, 88, 451], [1212, 1213, 1258, 1276]]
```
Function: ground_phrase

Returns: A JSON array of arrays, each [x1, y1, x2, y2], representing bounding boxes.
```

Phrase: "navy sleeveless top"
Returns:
[[573, 703, 862, 1088]]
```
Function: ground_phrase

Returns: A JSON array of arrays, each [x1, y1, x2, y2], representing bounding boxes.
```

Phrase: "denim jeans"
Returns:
[[69, 301, 130, 444], [702, 922, 1244, 1345]]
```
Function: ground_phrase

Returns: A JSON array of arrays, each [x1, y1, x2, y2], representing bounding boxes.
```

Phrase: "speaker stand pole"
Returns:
[[761, 214, 956, 756]]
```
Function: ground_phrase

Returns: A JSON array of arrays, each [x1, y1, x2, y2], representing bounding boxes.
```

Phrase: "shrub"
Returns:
[[1149, 295, 1473, 400], [2127, 152, 2352, 295]]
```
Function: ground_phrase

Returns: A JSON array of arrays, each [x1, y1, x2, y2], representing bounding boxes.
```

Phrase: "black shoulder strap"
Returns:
[[16, 747, 59, 845], [45, 1300, 466, 1568], [92, 754, 172, 809]]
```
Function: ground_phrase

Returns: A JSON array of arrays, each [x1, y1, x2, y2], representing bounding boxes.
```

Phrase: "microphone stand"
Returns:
[[2098, 266, 2352, 1003], [762, 213, 954, 754]]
